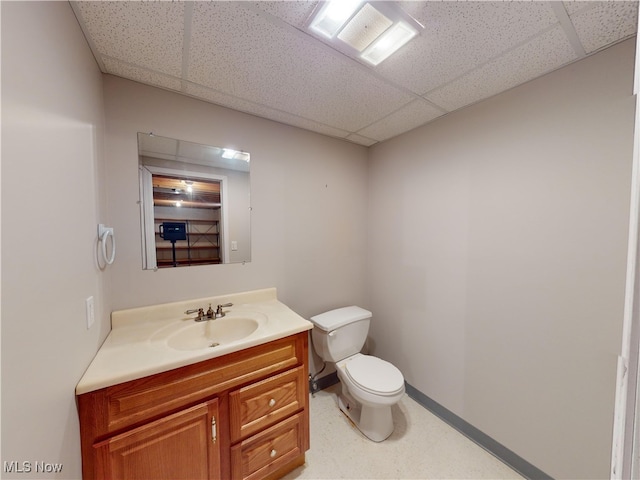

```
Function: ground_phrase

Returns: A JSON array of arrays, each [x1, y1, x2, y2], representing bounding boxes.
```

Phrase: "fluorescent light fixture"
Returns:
[[234, 151, 250, 162], [361, 21, 417, 66], [337, 3, 392, 52], [222, 148, 236, 159], [222, 148, 250, 162], [308, 2, 422, 67], [309, 0, 362, 39]]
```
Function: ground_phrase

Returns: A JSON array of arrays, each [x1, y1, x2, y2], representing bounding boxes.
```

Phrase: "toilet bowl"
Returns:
[[335, 353, 405, 441], [309, 306, 405, 442]]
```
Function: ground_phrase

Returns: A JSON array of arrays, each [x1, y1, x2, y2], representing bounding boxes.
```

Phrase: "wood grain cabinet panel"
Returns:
[[230, 413, 305, 480], [229, 366, 305, 442], [94, 400, 220, 480], [78, 332, 310, 480]]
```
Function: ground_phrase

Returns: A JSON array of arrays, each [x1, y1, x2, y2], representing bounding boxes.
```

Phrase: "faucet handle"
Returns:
[[215, 303, 233, 317], [185, 307, 206, 321]]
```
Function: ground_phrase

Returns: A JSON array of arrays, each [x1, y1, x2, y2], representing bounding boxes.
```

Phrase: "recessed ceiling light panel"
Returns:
[[309, 0, 362, 39], [222, 148, 237, 159], [361, 21, 417, 66], [307, 1, 423, 67], [337, 3, 393, 52], [234, 152, 250, 162]]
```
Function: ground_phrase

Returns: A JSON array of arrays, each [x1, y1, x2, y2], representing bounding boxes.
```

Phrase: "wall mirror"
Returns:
[[138, 133, 251, 269]]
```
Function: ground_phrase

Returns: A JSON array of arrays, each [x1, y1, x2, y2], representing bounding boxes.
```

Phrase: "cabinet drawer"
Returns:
[[80, 334, 305, 436], [229, 366, 305, 442], [230, 412, 305, 480]]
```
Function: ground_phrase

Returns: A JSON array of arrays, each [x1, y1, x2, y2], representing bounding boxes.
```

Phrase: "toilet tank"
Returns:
[[309, 306, 372, 362]]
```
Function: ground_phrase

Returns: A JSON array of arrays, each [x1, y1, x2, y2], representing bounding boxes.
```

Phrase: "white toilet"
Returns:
[[309, 306, 405, 442]]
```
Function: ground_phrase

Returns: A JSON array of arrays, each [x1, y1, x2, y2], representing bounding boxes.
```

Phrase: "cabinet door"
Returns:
[[95, 399, 221, 480]]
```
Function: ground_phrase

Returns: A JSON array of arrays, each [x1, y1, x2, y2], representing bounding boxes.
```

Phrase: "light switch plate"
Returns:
[[86, 296, 95, 329]]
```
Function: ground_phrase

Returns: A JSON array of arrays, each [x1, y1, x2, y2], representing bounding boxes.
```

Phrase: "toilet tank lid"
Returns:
[[310, 306, 372, 332]]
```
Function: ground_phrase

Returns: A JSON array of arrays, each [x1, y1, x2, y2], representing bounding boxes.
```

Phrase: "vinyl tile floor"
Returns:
[[283, 384, 525, 480]]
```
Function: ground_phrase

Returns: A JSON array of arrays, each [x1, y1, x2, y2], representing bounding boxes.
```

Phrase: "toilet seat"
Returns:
[[344, 355, 404, 397]]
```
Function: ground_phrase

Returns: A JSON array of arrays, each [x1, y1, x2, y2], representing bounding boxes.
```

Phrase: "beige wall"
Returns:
[[367, 39, 636, 479], [1, 2, 109, 479], [2, 2, 637, 479], [103, 75, 370, 318]]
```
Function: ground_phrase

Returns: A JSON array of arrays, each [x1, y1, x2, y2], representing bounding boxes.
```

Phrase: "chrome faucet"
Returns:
[[184, 303, 233, 321], [184, 307, 206, 322]]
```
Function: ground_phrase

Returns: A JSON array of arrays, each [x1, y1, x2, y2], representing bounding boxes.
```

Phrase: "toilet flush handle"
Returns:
[[328, 330, 336, 337]]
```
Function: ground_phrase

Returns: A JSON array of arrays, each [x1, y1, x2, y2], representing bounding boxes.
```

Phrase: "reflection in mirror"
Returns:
[[138, 133, 251, 269]]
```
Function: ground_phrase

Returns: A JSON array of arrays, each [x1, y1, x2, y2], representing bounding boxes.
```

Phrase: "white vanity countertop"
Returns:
[[76, 288, 313, 395]]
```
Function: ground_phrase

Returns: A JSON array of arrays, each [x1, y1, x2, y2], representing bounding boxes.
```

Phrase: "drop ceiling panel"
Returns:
[[563, 2, 592, 16], [71, 1, 638, 146], [103, 58, 183, 92], [75, 1, 185, 77], [569, 2, 639, 54], [426, 26, 577, 112], [184, 83, 354, 141], [251, 1, 319, 28], [357, 99, 445, 142], [345, 133, 378, 147], [379, 2, 560, 94], [187, 2, 414, 132]]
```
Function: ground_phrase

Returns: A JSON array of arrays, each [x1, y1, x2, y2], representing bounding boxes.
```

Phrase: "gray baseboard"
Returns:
[[312, 375, 551, 479], [404, 382, 552, 480]]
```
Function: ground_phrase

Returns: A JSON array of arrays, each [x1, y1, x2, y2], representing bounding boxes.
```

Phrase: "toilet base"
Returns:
[[337, 384, 394, 442]]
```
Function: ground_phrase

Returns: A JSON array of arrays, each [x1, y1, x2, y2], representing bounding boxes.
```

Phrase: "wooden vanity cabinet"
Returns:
[[77, 333, 310, 480], [94, 399, 221, 479]]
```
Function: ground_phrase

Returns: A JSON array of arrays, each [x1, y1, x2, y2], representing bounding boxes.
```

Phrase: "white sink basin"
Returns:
[[167, 315, 263, 351]]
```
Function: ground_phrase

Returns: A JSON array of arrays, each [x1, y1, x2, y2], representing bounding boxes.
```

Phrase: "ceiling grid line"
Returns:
[[180, 79, 355, 138], [421, 21, 570, 99], [72, 0, 639, 146], [550, 2, 588, 58], [96, 51, 356, 139], [353, 97, 446, 138], [180, 2, 195, 93]]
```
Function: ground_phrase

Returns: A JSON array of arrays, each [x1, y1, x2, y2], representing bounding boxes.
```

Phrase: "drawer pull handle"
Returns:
[[270, 449, 277, 458], [268, 398, 276, 408]]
